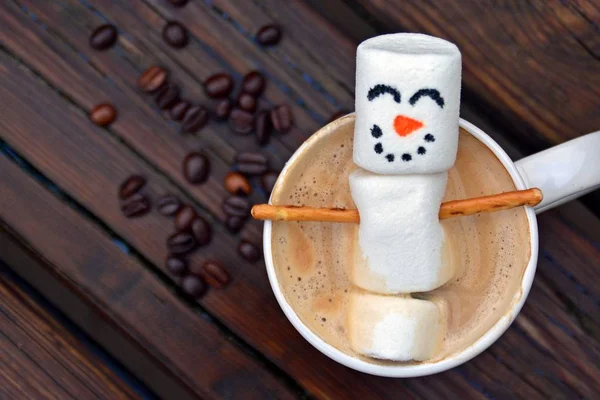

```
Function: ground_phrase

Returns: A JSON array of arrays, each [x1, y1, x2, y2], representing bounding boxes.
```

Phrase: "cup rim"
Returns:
[[263, 115, 539, 377]]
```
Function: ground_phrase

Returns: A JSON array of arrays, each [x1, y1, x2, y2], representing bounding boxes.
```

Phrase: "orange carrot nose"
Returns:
[[394, 115, 424, 137]]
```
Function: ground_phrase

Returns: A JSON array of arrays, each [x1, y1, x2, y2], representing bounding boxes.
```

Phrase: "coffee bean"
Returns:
[[256, 24, 282, 46], [229, 108, 254, 135], [238, 241, 261, 262], [224, 172, 252, 196], [157, 194, 181, 216], [181, 105, 209, 134], [121, 193, 151, 218], [181, 275, 206, 298], [191, 217, 212, 246], [138, 66, 168, 93], [166, 256, 187, 276], [89, 103, 117, 127], [167, 232, 197, 254], [261, 171, 279, 194], [237, 93, 257, 113], [204, 73, 233, 98], [89, 24, 118, 50], [162, 21, 188, 48], [119, 175, 146, 200], [328, 110, 349, 123], [199, 261, 230, 289], [168, 0, 188, 7], [242, 71, 266, 96], [226, 215, 245, 234], [235, 152, 268, 175], [222, 196, 251, 217], [155, 83, 180, 110], [270, 104, 293, 133], [215, 99, 232, 120], [254, 111, 272, 146], [174, 205, 197, 231], [169, 100, 190, 121], [183, 152, 210, 184]]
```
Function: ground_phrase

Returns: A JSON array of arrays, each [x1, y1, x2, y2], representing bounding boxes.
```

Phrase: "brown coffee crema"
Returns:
[[271, 116, 531, 364]]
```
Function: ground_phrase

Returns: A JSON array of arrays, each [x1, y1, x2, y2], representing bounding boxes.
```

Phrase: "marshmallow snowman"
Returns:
[[347, 33, 461, 361]]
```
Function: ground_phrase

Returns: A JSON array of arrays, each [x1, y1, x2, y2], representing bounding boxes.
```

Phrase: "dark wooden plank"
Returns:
[[0, 155, 297, 399], [337, 0, 600, 149], [0, 266, 142, 400]]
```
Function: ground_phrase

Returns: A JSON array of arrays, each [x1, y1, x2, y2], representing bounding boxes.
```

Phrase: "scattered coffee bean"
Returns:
[[167, 231, 197, 254], [235, 152, 268, 175], [181, 105, 209, 134], [204, 73, 233, 98], [174, 205, 197, 231], [328, 110, 349, 123], [89, 103, 117, 127], [166, 256, 187, 276], [242, 71, 266, 96], [169, 100, 191, 121], [229, 108, 254, 135], [215, 99, 232, 120], [162, 21, 188, 48], [224, 172, 252, 196], [254, 111, 272, 146], [157, 194, 181, 216], [261, 171, 279, 194], [226, 215, 245, 234], [256, 24, 282, 46], [183, 152, 210, 184], [155, 83, 180, 110], [121, 193, 151, 218], [199, 261, 230, 289], [238, 241, 261, 262], [168, 0, 188, 7], [89, 24, 118, 50], [222, 196, 251, 217], [119, 175, 146, 200], [270, 104, 293, 133], [237, 93, 257, 113], [138, 66, 168, 93], [181, 275, 206, 298], [191, 217, 212, 246]]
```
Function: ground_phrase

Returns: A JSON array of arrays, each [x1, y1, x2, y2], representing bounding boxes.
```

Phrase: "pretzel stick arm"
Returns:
[[251, 188, 542, 223]]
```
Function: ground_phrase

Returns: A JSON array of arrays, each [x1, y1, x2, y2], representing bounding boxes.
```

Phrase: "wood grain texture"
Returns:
[[0, 267, 141, 400], [0, 155, 296, 400], [0, 0, 599, 398]]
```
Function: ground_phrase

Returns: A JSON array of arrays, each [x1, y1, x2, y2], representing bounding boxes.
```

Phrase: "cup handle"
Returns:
[[515, 131, 600, 214]]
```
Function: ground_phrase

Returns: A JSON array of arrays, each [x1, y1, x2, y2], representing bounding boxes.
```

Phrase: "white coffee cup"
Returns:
[[263, 115, 600, 377]]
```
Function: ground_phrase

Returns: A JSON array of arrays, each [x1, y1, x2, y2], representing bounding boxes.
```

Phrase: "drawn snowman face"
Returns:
[[367, 84, 444, 164], [352, 33, 461, 175]]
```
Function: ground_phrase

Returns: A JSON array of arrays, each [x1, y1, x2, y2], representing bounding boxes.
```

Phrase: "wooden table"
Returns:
[[1, 1, 599, 398]]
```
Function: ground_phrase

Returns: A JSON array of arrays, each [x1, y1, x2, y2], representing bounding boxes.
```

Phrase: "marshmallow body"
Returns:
[[348, 292, 445, 361], [354, 33, 461, 175], [349, 168, 452, 293]]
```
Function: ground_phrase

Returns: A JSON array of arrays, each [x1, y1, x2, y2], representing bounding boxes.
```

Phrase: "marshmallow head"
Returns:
[[354, 33, 461, 174], [348, 292, 445, 361]]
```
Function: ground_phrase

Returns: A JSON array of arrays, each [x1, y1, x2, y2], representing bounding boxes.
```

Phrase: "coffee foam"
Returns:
[[270, 116, 530, 364]]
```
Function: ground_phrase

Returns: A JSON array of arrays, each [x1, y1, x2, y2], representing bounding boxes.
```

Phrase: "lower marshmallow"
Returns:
[[349, 168, 453, 293], [348, 291, 445, 361]]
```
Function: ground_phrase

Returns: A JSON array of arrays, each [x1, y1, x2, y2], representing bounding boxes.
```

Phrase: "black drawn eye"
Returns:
[[367, 84, 401, 103], [409, 89, 444, 108]]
